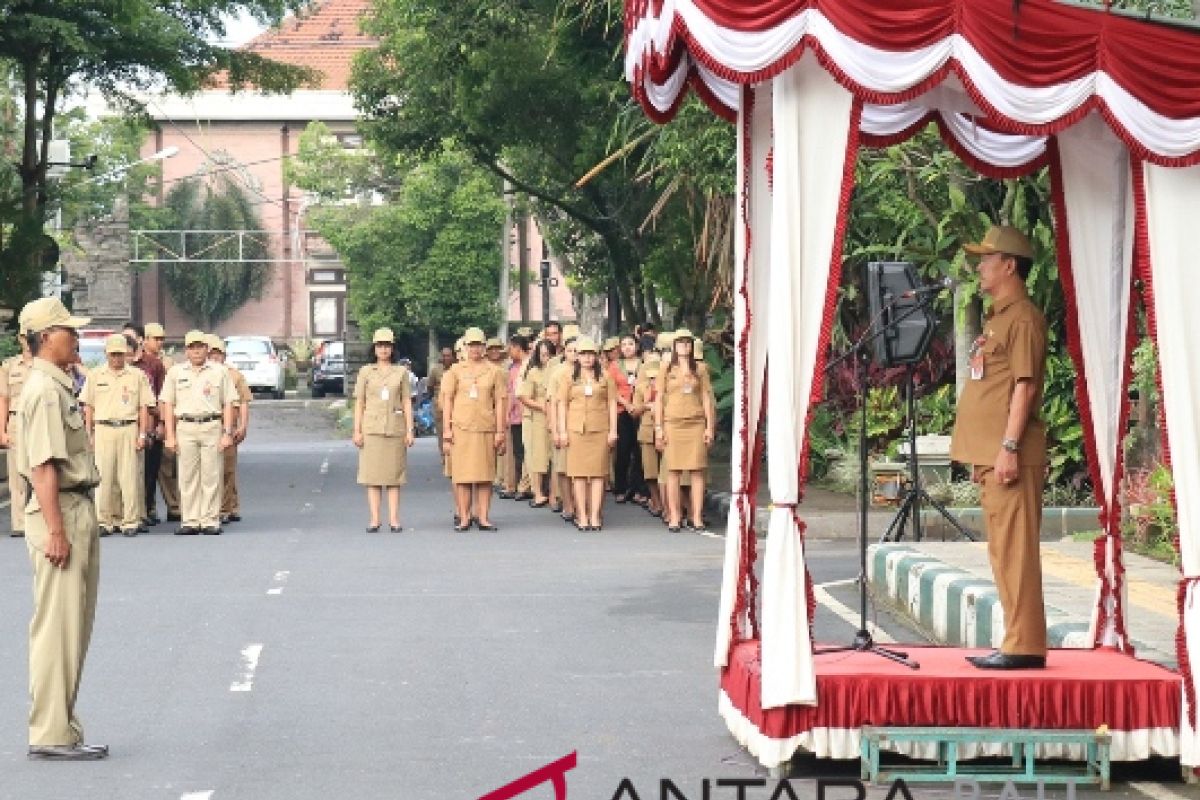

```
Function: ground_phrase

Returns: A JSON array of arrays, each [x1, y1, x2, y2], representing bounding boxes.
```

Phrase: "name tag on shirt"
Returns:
[[469, 384, 478, 400], [381, 387, 389, 401], [584, 384, 594, 397]]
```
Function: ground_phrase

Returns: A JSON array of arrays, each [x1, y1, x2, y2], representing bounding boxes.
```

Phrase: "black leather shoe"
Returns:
[[121, 528, 139, 538], [513, 491, 534, 501], [146, 513, 161, 526], [201, 526, 222, 536], [497, 490, 514, 499], [228, 514, 241, 523], [174, 526, 199, 536], [166, 512, 182, 522], [98, 527, 113, 538], [966, 651, 1046, 670], [28, 743, 108, 761], [9, 531, 23, 537], [220, 514, 231, 524]]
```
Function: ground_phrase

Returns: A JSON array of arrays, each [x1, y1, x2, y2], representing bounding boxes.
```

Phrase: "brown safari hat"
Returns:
[[963, 225, 1034, 259]]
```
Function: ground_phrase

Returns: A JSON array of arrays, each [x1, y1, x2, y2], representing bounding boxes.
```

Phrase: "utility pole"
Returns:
[[517, 210, 530, 324], [498, 180, 513, 340]]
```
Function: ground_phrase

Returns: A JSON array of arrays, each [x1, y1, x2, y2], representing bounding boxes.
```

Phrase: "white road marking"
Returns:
[[1131, 783, 1196, 800], [319, 455, 330, 475], [814, 579, 896, 644], [267, 571, 290, 596], [229, 644, 263, 692], [181, 792, 214, 800]]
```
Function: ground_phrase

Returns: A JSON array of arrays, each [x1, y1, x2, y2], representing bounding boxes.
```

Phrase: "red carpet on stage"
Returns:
[[719, 641, 1182, 767]]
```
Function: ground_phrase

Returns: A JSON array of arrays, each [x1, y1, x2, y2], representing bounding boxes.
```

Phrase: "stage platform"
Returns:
[[719, 642, 1182, 769]]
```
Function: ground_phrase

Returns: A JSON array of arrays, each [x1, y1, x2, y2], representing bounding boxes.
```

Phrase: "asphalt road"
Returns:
[[0, 403, 1192, 800]]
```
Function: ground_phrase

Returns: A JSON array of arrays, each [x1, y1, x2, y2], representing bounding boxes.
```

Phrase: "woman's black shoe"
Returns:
[[529, 498, 549, 508], [390, 525, 403, 532], [366, 524, 381, 532]]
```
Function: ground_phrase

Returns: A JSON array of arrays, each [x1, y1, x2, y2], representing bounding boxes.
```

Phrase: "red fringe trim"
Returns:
[[1134, 156, 1189, 720], [626, 18, 1200, 167]]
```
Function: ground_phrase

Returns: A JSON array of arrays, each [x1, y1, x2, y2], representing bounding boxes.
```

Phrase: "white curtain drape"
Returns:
[[716, 83, 773, 668], [760, 53, 856, 709], [1054, 113, 1136, 650], [1142, 161, 1200, 767]]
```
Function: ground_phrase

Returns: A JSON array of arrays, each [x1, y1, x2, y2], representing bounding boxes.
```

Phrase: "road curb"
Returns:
[[867, 543, 1177, 666]]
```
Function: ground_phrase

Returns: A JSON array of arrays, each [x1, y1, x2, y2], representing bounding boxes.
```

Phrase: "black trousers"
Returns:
[[509, 423, 525, 487], [144, 437, 164, 515], [613, 411, 645, 497]]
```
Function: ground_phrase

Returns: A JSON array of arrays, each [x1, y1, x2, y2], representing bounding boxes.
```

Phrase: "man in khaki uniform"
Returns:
[[145, 323, 180, 522], [0, 333, 34, 536], [160, 331, 236, 536], [16, 297, 107, 760], [81, 335, 154, 537], [206, 335, 252, 524], [427, 346, 454, 462], [951, 225, 1049, 670], [486, 338, 514, 494]]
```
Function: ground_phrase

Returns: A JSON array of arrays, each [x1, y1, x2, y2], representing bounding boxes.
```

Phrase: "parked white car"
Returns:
[[224, 335, 286, 399]]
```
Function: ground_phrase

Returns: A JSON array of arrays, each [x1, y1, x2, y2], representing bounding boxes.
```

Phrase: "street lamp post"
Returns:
[[537, 258, 559, 329]]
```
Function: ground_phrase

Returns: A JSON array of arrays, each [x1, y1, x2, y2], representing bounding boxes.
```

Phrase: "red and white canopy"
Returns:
[[625, 0, 1200, 769]]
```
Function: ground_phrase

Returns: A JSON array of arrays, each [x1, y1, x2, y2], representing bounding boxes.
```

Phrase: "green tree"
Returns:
[[0, 0, 313, 311], [303, 145, 504, 341], [158, 173, 271, 330]]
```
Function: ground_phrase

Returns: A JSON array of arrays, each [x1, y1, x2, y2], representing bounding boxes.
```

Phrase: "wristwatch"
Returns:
[[1001, 437, 1020, 453]]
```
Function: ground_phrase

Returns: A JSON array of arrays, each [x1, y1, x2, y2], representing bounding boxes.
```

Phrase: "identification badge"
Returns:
[[682, 382, 694, 395], [469, 385, 479, 400], [969, 335, 987, 381], [584, 383, 594, 397], [381, 387, 389, 401]]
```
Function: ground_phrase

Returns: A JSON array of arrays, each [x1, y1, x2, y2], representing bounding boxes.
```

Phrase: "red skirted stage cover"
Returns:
[[624, 0, 1200, 770], [720, 642, 1180, 768]]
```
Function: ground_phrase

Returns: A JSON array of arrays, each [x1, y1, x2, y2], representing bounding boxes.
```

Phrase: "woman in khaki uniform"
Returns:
[[654, 329, 715, 532], [352, 328, 415, 532], [442, 327, 507, 531], [556, 338, 618, 531], [518, 339, 556, 507], [545, 337, 578, 521], [631, 362, 662, 517]]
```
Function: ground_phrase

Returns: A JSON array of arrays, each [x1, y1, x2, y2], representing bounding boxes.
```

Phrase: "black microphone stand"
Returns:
[[814, 293, 945, 670]]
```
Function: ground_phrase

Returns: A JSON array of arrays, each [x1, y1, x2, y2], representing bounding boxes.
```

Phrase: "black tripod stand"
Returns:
[[878, 366, 976, 544], [815, 332, 918, 669]]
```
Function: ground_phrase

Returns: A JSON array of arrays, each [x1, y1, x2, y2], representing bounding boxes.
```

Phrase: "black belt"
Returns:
[[7, 410, 15, 417], [96, 419, 136, 427], [61, 485, 94, 496], [178, 414, 220, 423]]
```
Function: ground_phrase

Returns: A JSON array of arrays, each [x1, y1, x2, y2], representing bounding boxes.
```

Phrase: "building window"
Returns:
[[335, 133, 364, 150], [311, 293, 344, 338], [308, 268, 345, 284]]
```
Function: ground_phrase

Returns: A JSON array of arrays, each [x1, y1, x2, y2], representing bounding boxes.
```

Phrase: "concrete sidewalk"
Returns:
[[868, 539, 1181, 668]]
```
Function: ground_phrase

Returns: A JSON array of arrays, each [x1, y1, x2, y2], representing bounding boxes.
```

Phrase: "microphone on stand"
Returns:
[[899, 276, 957, 299]]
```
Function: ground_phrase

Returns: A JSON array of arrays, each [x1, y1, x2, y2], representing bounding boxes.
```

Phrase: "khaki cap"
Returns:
[[644, 351, 661, 363], [963, 225, 1034, 259], [372, 327, 395, 344], [673, 328, 695, 341], [486, 337, 503, 349], [104, 333, 129, 354], [19, 297, 90, 333], [561, 324, 581, 340], [463, 327, 487, 345], [516, 326, 534, 337], [644, 364, 661, 378], [454, 336, 465, 351], [575, 336, 598, 353], [602, 336, 620, 352], [206, 334, 225, 352], [654, 333, 673, 350], [144, 322, 166, 338], [184, 330, 208, 346]]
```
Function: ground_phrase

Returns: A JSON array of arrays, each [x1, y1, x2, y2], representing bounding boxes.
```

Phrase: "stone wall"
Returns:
[[61, 199, 132, 327]]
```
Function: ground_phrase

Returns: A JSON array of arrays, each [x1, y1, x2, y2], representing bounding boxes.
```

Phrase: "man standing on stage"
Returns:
[[951, 224, 1049, 670]]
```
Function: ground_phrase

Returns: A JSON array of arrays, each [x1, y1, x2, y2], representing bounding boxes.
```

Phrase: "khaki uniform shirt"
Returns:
[[81, 365, 155, 422], [0, 354, 34, 433], [443, 361, 507, 433], [517, 366, 546, 422], [950, 291, 1048, 467], [661, 363, 712, 422], [557, 369, 617, 434], [160, 361, 236, 417], [428, 364, 446, 412], [355, 364, 411, 437], [632, 379, 659, 444], [17, 359, 101, 511]]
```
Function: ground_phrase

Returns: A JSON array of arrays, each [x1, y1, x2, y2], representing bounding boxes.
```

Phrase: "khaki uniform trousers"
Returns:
[[159, 448, 180, 516], [177, 420, 223, 528], [980, 465, 1047, 657], [221, 445, 240, 516], [26, 491, 99, 746], [94, 424, 141, 530], [7, 425, 26, 532]]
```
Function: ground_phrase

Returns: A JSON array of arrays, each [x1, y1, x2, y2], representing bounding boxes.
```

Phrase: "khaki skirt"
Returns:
[[358, 435, 408, 486], [523, 413, 551, 474], [664, 418, 707, 472], [551, 424, 569, 475], [451, 429, 496, 484], [567, 430, 609, 478], [640, 442, 659, 481]]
